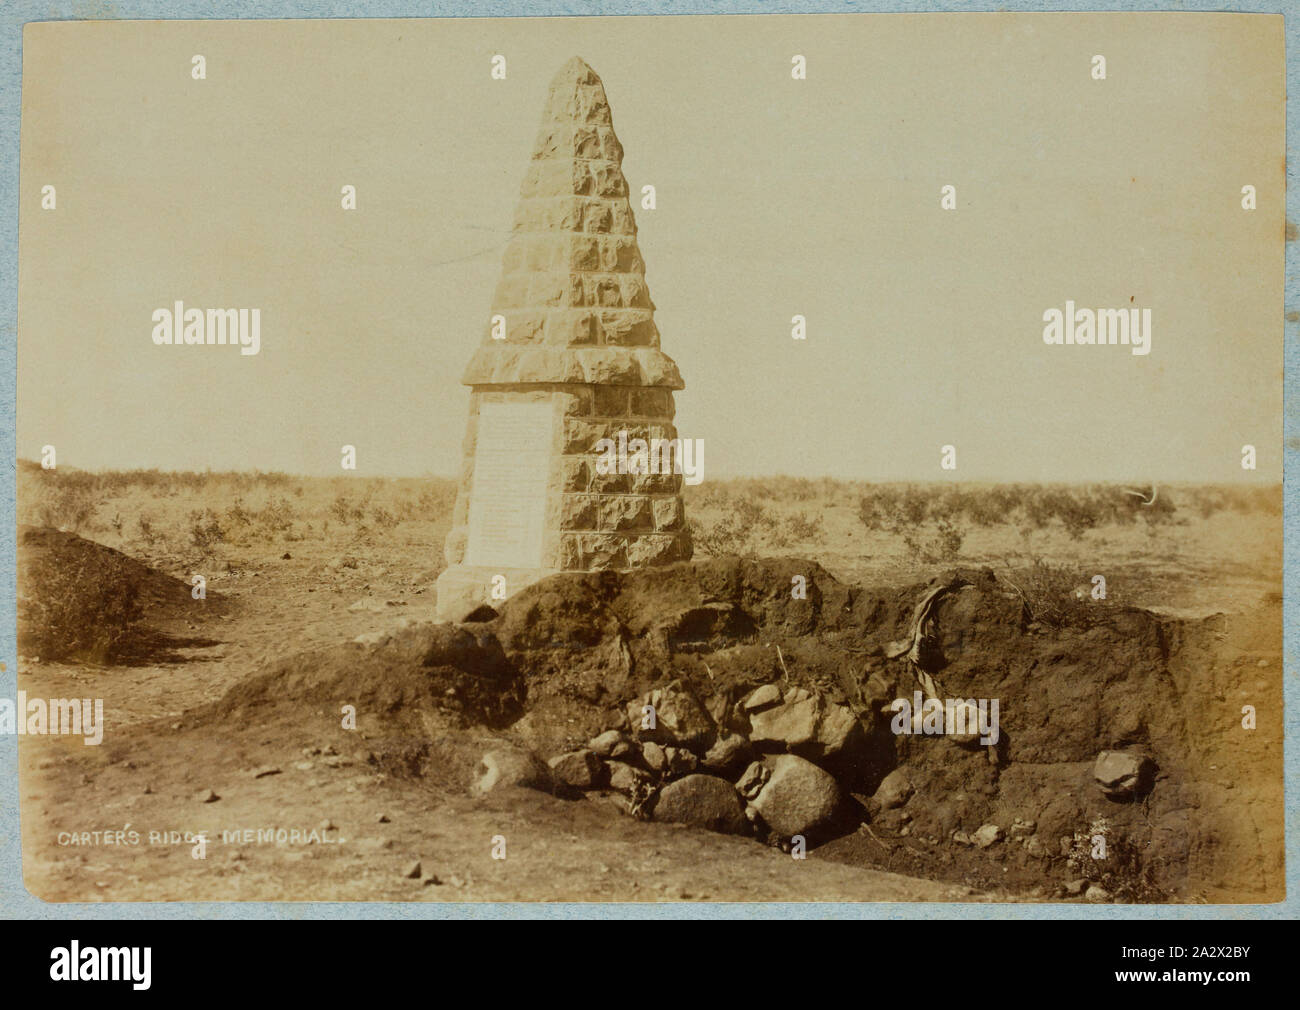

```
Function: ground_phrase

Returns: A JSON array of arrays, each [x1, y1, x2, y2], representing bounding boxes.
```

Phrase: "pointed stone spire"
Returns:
[[437, 58, 691, 621], [461, 56, 682, 387]]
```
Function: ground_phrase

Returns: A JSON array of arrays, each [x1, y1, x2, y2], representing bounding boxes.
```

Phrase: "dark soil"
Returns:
[[176, 555, 1283, 902]]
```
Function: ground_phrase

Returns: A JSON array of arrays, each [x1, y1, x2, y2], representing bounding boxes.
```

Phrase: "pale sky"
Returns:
[[18, 13, 1284, 481]]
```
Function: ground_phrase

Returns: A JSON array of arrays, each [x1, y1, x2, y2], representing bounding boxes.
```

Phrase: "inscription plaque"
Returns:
[[464, 400, 554, 568]]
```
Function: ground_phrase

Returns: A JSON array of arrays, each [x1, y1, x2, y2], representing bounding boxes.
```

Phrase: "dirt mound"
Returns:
[[19, 524, 219, 616], [188, 555, 1279, 901], [203, 622, 525, 734], [17, 524, 228, 663], [490, 559, 1282, 900]]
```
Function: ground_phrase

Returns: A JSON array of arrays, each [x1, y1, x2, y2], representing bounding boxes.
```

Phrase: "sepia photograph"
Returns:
[[11, 12, 1286, 907]]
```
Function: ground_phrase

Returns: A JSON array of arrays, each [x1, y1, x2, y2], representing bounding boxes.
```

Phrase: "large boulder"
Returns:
[[627, 680, 715, 752], [748, 689, 864, 761], [652, 774, 749, 835], [749, 754, 847, 840]]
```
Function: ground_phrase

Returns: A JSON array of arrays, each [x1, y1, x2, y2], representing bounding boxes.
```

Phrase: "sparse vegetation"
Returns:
[[330, 494, 366, 525], [784, 510, 825, 543], [1066, 816, 1172, 903], [18, 551, 145, 663], [35, 484, 102, 532], [999, 558, 1103, 628], [187, 508, 227, 551], [16, 460, 1279, 622], [135, 512, 158, 545], [856, 482, 1182, 540], [688, 498, 777, 556]]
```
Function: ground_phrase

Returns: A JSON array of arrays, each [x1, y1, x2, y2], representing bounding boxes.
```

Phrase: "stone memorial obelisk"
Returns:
[[436, 57, 692, 620]]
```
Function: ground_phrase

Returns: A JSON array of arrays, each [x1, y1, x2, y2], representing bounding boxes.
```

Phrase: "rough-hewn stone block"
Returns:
[[544, 81, 612, 125], [599, 495, 654, 533], [588, 465, 629, 495], [592, 386, 628, 416], [577, 533, 627, 568], [562, 456, 591, 492], [563, 417, 609, 454], [600, 235, 643, 273], [580, 200, 613, 233], [610, 202, 635, 234], [626, 533, 688, 566], [579, 349, 643, 385], [532, 123, 602, 161], [544, 309, 597, 346], [512, 196, 584, 233], [599, 128, 623, 163], [652, 496, 684, 532], [554, 387, 592, 417], [599, 309, 657, 346], [632, 469, 682, 495], [631, 387, 674, 418], [558, 494, 599, 530]]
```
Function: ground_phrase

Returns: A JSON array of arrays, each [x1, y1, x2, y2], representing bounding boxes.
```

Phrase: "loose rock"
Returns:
[[1094, 750, 1156, 799], [702, 732, 753, 774], [627, 681, 715, 751], [748, 694, 864, 761], [548, 749, 604, 789], [652, 774, 749, 835], [607, 762, 651, 795], [973, 823, 1003, 848], [736, 760, 770, 801], [477, 748, 553, 794], [1085, 884, 1112, 903], [873, 768, 915, 810], [640, 741, 668, 774], [743, 684, 782, 711], [587, 729, 630, 757], [749, 754, 845, 840]]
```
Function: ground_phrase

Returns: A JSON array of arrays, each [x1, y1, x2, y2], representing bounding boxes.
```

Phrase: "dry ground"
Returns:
[[13, 467, 1283, 903]]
